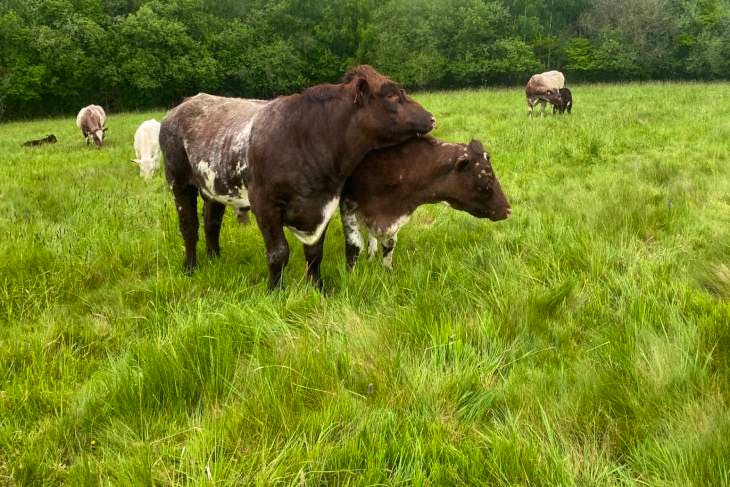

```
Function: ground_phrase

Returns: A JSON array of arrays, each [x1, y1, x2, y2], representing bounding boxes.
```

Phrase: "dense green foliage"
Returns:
[[2, 0, 730, 118], [1, 84, 729, 484]]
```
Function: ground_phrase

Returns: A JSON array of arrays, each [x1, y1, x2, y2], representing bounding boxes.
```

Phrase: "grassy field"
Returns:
[[1, 83, 729, 485]]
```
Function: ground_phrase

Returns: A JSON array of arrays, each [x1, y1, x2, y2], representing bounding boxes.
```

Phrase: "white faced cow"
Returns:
[[132, 119, 161, 180], [76, 105, 107, 148], [525, 70, 565, 117]]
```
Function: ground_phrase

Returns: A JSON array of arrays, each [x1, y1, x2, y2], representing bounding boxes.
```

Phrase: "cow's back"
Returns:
[[76, 105, 106, 130], [134, 119, 161, 158], [161, 94, 268, 167], [540, 70, 565, 89]]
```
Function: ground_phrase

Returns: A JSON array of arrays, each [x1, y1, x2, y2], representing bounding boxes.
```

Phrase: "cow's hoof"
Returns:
[[206, 248, 221, 258], [183, 262, 197, 276]]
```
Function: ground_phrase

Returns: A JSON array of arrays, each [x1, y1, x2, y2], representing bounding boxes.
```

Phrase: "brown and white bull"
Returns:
[[76, 105, 107, 148], [340, 137, 511, 269], [159, 65, 435, 290], [526, 70, 565, 117]]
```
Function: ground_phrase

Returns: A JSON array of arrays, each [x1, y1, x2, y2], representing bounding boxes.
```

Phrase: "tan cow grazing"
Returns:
[[76, 105, 107, 148], [526, 70, 565, 117], [132, 119, 161, 180]]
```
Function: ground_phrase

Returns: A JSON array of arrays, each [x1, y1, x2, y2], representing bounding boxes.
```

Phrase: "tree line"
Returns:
[[1, 0, 728, 119]]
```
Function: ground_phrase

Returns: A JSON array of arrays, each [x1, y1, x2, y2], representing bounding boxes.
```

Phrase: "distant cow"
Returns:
[[76, 105, 107, 148], [553, 87, 573, 114], [132, 119, 161, 180], [22, 134, 57, 147], [526, 70, 564, 117], [159, 65, 435, 289], [340, 137, 511, 269]]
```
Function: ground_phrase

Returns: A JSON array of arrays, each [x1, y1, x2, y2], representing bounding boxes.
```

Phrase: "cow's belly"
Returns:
[[195, 160, 250, 208]]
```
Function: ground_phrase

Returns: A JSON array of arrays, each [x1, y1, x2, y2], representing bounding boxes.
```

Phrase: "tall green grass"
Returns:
[[1, 83, 728, 485]]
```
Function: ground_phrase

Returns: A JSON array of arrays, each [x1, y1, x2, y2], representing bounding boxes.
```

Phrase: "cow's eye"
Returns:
[[387, 92, 400, 102]]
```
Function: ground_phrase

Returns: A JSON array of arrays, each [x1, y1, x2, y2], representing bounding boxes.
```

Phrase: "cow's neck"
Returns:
[[392, 144, 462, 211]]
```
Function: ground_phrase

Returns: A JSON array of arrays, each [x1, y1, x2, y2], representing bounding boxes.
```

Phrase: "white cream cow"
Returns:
[[525, 70, 565, 117], [132, 119, 161, 180]]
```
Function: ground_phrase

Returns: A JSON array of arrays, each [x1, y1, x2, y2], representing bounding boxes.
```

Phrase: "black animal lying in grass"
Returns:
[[22, 134, 58, 147], [553, 88, 573, 114]]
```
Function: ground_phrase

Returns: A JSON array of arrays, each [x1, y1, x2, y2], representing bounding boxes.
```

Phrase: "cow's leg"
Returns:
[[367, 236, 379, 258], [382, 234, 398, 270], [255, 208, 290, 291], [540, 99, 547, 117], [527, 98, 535, 117], [203, 199, 226, 258], [340, 202, 363, 269], [173, 185, 199, 273], [303, 227, 328, 290]]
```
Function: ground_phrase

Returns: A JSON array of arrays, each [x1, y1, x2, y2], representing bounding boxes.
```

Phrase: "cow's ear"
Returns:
[[456, 155, 470, 171], [103, 127, 109, 132], [354, 78, 369, 106]]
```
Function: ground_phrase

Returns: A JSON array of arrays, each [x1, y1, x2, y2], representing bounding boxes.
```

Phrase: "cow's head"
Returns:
[[444, 140, 511, 221], [91, 127, 108, 148], [545, 88, 562, 106], [343, 65, 435, 144], [132, 157, 156, 180]]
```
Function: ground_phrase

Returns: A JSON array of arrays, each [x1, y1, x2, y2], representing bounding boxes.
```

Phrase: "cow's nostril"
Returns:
[[506, 208, 512, 217], [430, 116, 437, 129]]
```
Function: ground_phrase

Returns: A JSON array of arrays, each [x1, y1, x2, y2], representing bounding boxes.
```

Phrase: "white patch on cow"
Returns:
[[196, 160, 250, 207], [371, 215, 410, 240], [483, 152, 488, 159], [342, 210, 363, 251], [288, 197, 340, 245], [366, 215, 411, 267]]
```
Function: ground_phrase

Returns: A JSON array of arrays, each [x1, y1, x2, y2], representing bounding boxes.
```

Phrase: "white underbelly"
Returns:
[[200, 186, 250, 208]]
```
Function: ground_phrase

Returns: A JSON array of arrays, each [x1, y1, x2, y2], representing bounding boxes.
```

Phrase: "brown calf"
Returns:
[[340, 137, 511, 269], [159, 65, 435, 290]]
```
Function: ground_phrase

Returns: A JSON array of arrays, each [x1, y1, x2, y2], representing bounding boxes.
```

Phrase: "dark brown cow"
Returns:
[[340, 137, 511, 269], [76, 105, 107, 148], [159, 65, 435, 290], [22, 134, 57, 147]]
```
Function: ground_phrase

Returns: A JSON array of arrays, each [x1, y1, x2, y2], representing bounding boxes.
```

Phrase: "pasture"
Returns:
[[1, 83, 729, 485]]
